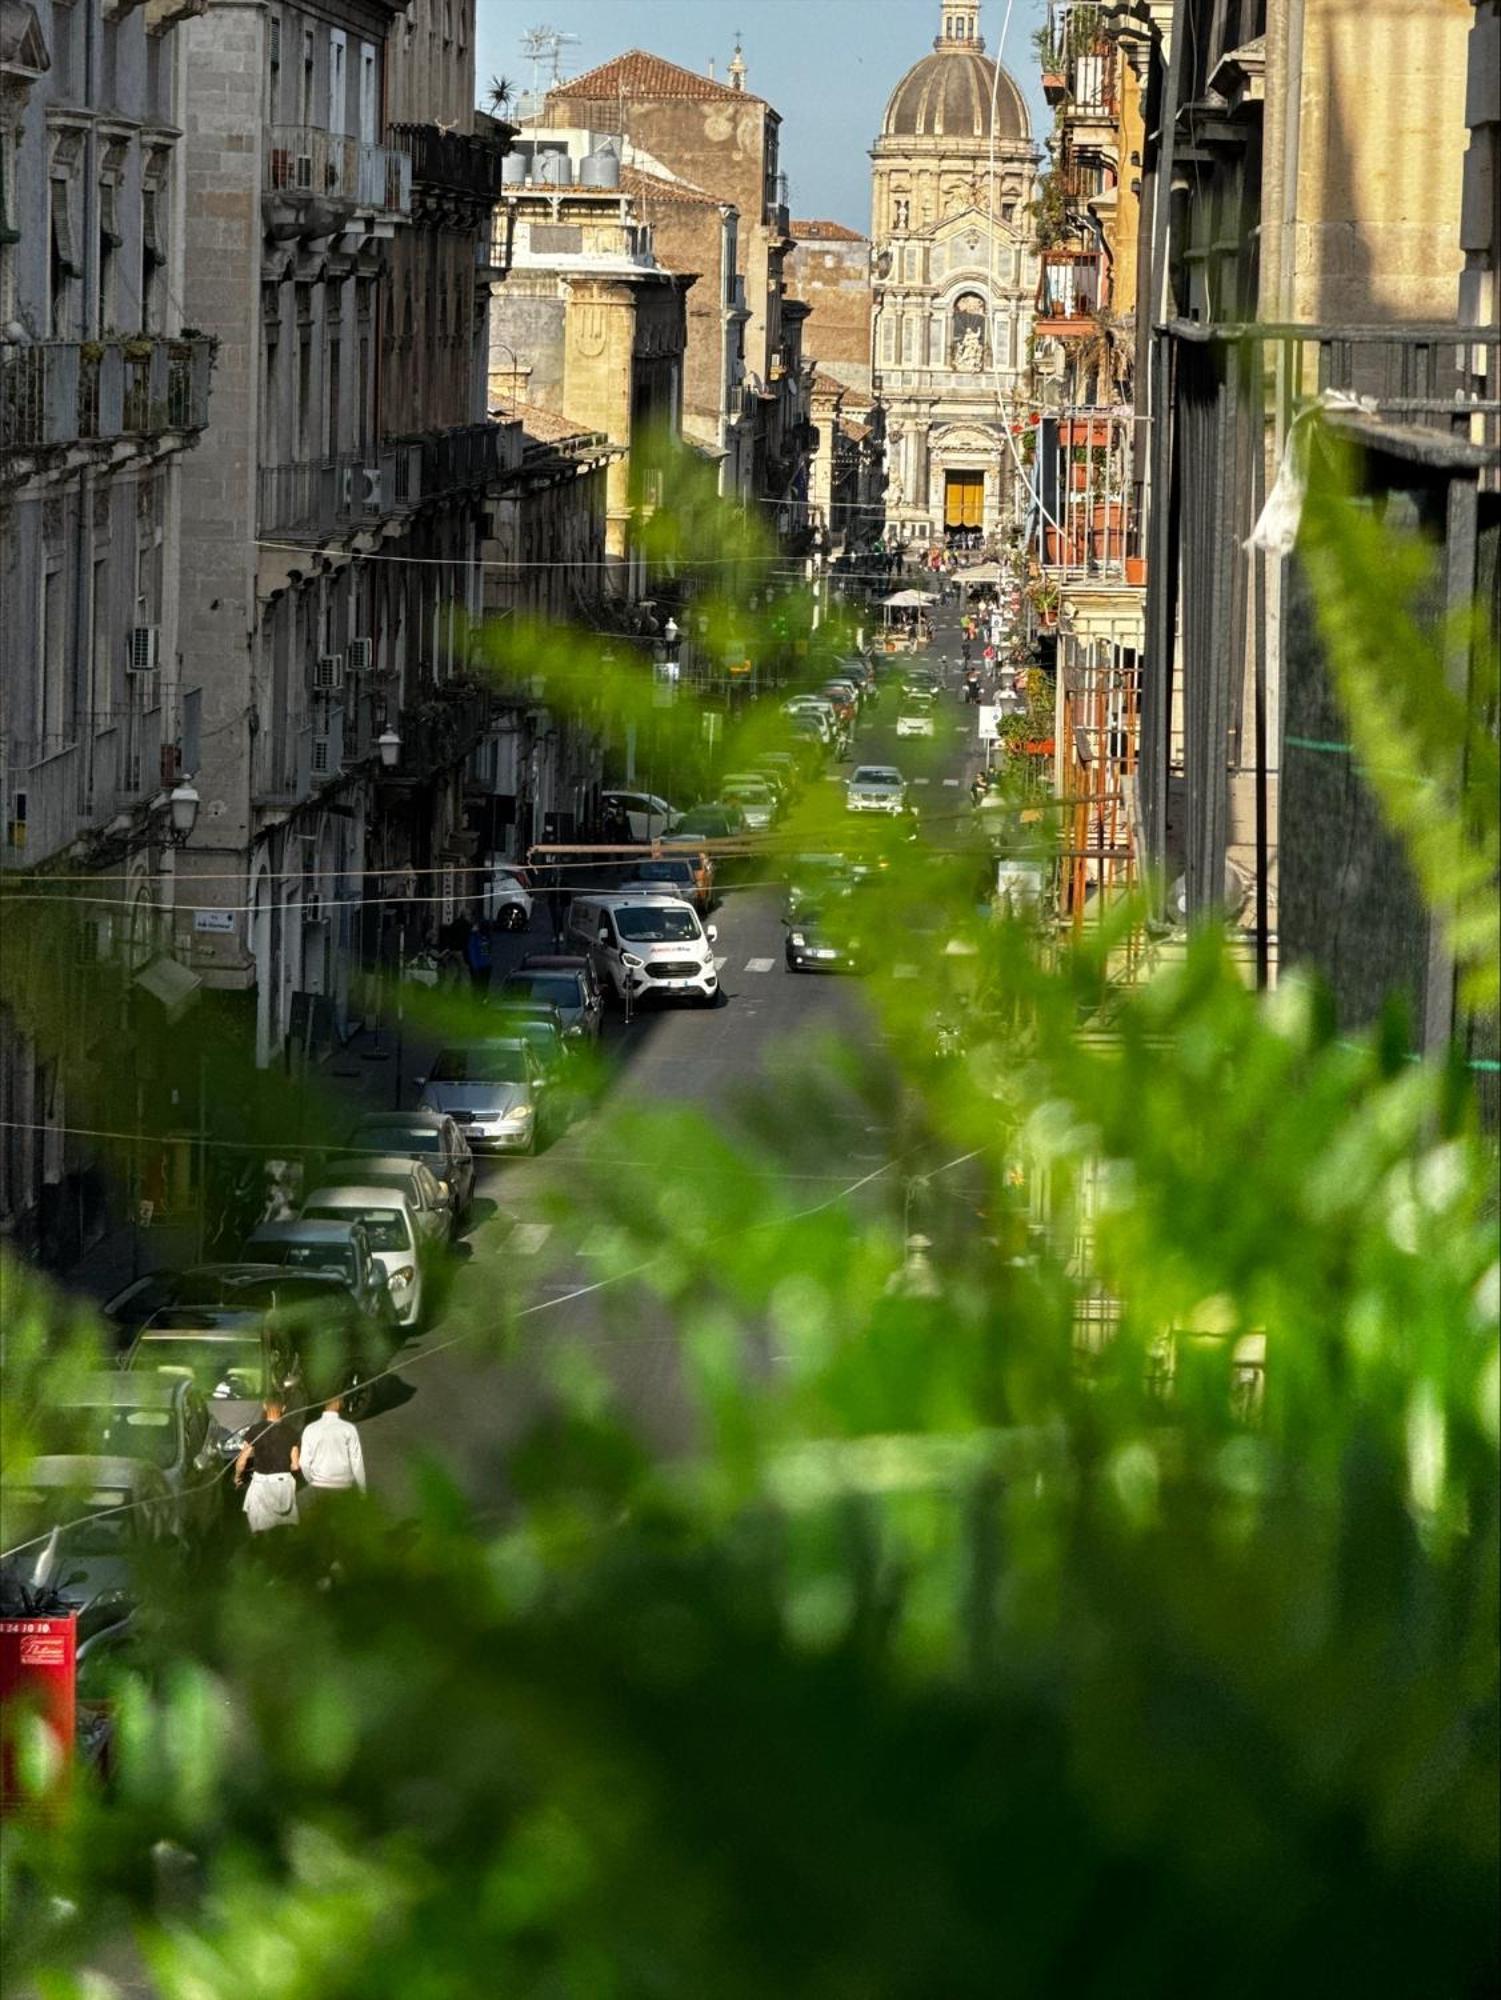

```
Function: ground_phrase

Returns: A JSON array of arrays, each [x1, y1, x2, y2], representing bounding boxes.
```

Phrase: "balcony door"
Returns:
[[328, 30, 346, 135]]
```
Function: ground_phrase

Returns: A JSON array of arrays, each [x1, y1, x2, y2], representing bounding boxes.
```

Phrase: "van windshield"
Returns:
[[613, 906, 702, 944]]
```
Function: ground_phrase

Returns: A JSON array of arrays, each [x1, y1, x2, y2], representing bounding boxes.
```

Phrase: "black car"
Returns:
[[785, 905, 862, 974], [499, 955, 604, 1044]]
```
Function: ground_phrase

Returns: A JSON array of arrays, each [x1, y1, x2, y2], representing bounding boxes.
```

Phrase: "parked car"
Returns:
[[299, 1186, 426, 1326], [753, 752, 804, 803], [102, 1261, 368, 1346], [481, 858, 533, 932], [313, 1153, 451, 1256], [342, 1112, 475, 1221], [621, 854, 714, 915], [498, 954, 604, 1043], [487, 1003, 572, 1085], [123, 1312, 305, 1448], [664, 804, 748, 845], [600, 791, 680, 843], [846, 764, 908, 815], [241, 1219, 396, 1331], [417, 1041, 552, 1155], [718, 777, 778, 831], [43, 1373, 226, 1534], [567, 892, 720, 1008]]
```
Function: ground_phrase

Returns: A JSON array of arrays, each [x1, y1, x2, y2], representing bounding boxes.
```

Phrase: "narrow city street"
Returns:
[[365, 617, 985, 1506]]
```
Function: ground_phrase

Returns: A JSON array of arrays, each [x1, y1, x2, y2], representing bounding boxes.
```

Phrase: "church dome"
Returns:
[[882, 48, 1029, 143], [880, 3, 1029, 145]]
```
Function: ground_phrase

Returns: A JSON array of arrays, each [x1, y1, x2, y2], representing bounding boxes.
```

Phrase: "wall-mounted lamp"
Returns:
[[377, 729, 402, 770], [165, 783, 200, 845]]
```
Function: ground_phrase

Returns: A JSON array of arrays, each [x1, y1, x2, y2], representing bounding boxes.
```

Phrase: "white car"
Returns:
[[601, 791, 680, 843], [846, 765, 906, 814], [896, 702, 936, 739], [299, 1185, 426, 1329], [719, 779, 777, 831], [482, 859, 533, 932]]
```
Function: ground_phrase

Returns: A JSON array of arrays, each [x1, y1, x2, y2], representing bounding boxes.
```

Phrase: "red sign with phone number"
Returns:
[[0, 1616, 76, 1810]]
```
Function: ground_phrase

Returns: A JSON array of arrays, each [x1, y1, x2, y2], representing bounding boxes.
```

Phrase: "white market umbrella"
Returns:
[[881, 589, 938, 607]]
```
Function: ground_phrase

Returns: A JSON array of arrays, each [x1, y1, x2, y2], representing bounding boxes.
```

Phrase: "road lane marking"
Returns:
[[745, 957, 776, 972], [942, 777, 961, 786]]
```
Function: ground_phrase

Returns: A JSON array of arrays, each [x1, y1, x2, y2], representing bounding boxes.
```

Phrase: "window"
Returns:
[[91, 553, 110, 718], [326, 322, 341, 457], [327, 29, 346, 135], [299, 27, 315, 128], [142, 175, 168, 332], [0, 127, 17, 330], [98, 175, 121, 329], [266, 13, 281, 122], [880, 313, 896, 365], [297, 328, 313, 455], [49, 171, 81, 336], [359, 43, 376, 144], [40, 564, 65, 748]]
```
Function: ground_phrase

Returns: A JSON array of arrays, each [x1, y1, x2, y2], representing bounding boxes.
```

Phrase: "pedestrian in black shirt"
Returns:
[[235, 1397, 301, 1532]]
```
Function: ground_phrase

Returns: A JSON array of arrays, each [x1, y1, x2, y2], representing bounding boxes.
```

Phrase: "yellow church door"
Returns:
[[945, 470, 984, 529]]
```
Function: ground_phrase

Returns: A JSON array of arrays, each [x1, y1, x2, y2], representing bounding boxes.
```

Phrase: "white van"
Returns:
[[568, 892, 720, 1007]]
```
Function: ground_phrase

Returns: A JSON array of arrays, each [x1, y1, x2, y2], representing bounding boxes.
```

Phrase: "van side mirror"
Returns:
[[598, 927, 610, 944], [706, 925, 718, 943]]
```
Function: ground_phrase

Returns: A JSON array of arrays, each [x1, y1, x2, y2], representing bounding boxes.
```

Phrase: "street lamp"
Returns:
[[377, 729, 402, 770], [166, 782, 200, 845]]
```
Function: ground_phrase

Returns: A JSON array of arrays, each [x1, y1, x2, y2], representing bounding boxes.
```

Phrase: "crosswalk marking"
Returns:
[[509, 1222, 552, 1257], [893, 964, 920, 980], [745, 957, 776, 972], [911, 776, 932, 786], [942, 776, 961, 786], [713, 955, 727, 971]]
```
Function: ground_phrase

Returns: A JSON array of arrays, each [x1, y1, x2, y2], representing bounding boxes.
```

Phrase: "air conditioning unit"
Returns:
[[360, 466, 383, 511], [311, 734, 333, 776], [126, 624, 160, 675], [314, 652, 345, 693], [295, 153, 314, 191], [346, 637, 373, 672]]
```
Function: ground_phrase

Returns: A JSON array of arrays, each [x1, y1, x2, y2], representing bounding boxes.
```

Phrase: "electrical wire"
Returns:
[[0, 1137, 996, 1565]]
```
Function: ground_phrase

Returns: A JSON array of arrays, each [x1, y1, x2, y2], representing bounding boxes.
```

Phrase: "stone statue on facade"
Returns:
[[953, 328, 985, 372]]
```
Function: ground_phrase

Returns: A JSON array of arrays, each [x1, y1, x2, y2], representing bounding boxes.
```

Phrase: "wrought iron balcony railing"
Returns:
[[1, 335, 213, 468]]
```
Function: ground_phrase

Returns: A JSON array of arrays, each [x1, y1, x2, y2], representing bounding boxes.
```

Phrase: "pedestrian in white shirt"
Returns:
[[298, 1396, 366, 1508]]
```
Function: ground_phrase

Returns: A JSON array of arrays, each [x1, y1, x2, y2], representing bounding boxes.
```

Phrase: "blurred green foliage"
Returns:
[[0, 437, 1497, 1996]]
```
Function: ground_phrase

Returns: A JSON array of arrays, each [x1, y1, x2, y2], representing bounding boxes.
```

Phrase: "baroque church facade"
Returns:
[[870, 1, 1039, 547]]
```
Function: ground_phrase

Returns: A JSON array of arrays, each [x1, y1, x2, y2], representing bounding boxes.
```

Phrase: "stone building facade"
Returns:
[[785, 219, 872, 395], [541, 48, 813, 541], [870, 0, 1038, 548], [486, 130, 690, 601], [1, 0, 214, 1263], [173, 0, 514, 1066]]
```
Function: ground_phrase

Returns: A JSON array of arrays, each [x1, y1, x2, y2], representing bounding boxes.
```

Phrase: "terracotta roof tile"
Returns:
[[792, 219, 866, 243], [550, 49, 765, 107], [619, 164, 723, 210], [492, 396, 596, 446]]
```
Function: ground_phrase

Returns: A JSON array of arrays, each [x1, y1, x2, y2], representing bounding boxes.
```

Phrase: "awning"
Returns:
[[133, 954, 202, 1020], [882, 589, 938, 607]]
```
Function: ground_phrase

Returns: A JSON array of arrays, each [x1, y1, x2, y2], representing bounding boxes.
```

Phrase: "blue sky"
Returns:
[[474, 0, 1050, 232]]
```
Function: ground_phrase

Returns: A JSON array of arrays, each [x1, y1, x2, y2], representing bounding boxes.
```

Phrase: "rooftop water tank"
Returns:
[[536, 152, 572, 187], [500, 151, 527, 185], [579, 145, 620, 189]]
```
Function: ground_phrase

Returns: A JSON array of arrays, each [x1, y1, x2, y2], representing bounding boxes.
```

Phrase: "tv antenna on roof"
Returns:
[[521, 24, 580, 102]]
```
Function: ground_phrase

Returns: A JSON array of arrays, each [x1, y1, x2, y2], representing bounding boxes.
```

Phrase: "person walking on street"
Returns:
[[298, 1395, 366, 1509], [235, 1397, 301, 1531], [465, 920, 492, 1003]]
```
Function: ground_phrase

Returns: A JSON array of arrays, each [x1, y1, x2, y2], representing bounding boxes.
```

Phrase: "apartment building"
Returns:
[[541, 46, 814, 546], [174, 0, 514, 1066], [0, 0, 213, 1264], [487, 128, 691, 602], [1030, 0, 1148, 926], [1133, 0, 1496, 1059]]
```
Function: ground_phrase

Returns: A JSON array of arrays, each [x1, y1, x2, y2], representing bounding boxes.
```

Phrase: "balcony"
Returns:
[[262, 125, 412, 240], [414, 419, 521, 500], [2, 707, 167, 868], [256, 443, 423, 541], [1, 336, 214, 478], [1036, 409, 1140, 583], [376, 680, 496, 790], [1036, 249, 1101, 332], [390, 122, 509, 202]]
